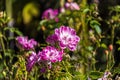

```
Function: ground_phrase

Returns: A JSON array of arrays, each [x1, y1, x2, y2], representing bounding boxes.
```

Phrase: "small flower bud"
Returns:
[[105, 50, 109, 55], [109, 44, 113, 51], [41, 26, 46, 31], [0, 11, 3, 18]]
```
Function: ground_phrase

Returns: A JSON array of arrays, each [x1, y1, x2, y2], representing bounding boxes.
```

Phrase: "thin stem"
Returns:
[[111, 26, 115, 45], [79, 0, 89, 74], [0, 35, 6, 54], [62, 61, 74, 78], [109, 51, 115, 70], [106, 53, 108, 70]]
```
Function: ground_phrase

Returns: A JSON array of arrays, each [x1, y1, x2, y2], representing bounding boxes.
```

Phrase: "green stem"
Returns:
[[106, 53, 108, 70], [6, 0, 12, 18], [79, 0, 89, 74], [25, 69, 27, 80], [108, 26, 115, 70], [34, 67, 37, 80], [0, 35, 6, 54], [62, 61, 74, 78], [111, 26, 115, 45], [109, 51, 115, 70]]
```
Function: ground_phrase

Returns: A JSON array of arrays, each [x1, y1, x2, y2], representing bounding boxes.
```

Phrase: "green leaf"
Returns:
[[5, 49, 15, 57], [73, 71, 81, 75], [2, 71, 6, 77], [73, 71, 87, 80], [47, 73, 51, 79], [0, 64, 4, 79], [0, 54, 2, 59], [90, 20, 100, 28], [0, 32, 3, 38], [118, 47, 120, 51], [87, 46, 93, 51], [14, 29, 23, 36], [39, 19, 48, 26], [116, 40, 120, 45], [94, 25, 101, 34], [101, 43, 107, 49], [0, 74, 4, 79], [89, 71, 103, 79], [83, 8, 90, 13], [90, 20, 101, 34], [4, 27, 22, 35]]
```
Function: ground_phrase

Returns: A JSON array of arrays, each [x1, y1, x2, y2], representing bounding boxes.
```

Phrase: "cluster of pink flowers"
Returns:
[[26, 46, 63, 72], [16, 36, 37, 50], [41, 1, 80, 21], [47, 26, 80, 51], [16, 26, 80, 72]]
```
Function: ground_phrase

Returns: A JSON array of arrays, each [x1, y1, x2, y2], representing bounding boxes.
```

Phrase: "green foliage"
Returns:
[[116, 40, 120, 51], [1, 0, 120, 80], [89, 71, 103, 79], [90, 20, 101, 34]]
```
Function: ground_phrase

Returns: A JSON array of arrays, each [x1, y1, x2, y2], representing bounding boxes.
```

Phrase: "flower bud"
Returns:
[[109, 44, 113, 51], [105, 50, 109, 55], [0, 11, 3, 18]]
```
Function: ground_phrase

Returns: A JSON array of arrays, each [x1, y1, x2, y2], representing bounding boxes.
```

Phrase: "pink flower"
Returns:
[[55, 26, 80, 51], [26, 51, 37, 72], [16, 36, 37, 50], [60, 7, 65, 13], [42, 8, 59, 20], [46, 34, 58, 45], [38, 46, 63, 63], [65, 2, 80, 10]]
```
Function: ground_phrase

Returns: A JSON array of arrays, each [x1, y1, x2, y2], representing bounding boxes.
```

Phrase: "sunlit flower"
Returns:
[[26, 51, 37, 72], [42, 8, 59, 20], [65, 2, 80, 10], [55, 26, 80, 51], [38, 46, 63, 63], [16, 36, 37, 50]]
